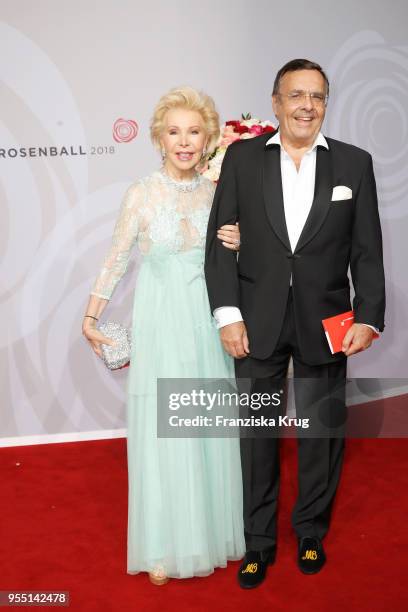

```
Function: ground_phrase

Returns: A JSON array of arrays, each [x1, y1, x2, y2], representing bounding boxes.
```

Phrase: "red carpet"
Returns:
[[1, 437, 408, 612]]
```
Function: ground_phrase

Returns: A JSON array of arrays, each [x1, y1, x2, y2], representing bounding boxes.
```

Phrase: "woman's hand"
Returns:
[[217, 222, 240, 251], [82, 323, 116, 358]]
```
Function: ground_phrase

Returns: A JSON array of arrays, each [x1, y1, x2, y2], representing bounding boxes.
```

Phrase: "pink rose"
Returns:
[[221, 125, 236, 136], [249, 124, 263, 135], [219, 126, 241, 146], [220, 135, 240, 146]]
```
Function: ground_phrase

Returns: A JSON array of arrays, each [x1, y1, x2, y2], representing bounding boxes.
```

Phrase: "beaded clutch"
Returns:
[[97, 321, 131, 370]]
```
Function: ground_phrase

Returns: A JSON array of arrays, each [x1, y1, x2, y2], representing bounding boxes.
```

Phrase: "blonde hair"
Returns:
[[150, 86, 220, 165]]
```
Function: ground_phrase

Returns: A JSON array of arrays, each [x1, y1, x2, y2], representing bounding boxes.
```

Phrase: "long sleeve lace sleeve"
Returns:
[[90, 181, 145, 300]]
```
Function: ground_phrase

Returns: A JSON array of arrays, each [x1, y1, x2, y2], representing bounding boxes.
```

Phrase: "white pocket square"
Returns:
[[331, 185, 352, 201]]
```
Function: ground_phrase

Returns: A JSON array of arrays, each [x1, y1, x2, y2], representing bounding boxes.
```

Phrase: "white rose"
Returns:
[[202, 151, 226, 181], [240, 117, 261, 128], [203, 165, 221, 182]]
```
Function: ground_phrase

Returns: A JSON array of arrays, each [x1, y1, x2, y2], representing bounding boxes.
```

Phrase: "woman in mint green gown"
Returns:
[[84, 87, 245, 582]]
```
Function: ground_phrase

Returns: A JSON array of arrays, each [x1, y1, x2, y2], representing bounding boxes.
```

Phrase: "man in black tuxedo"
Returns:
[[205, 59, 385, 588]]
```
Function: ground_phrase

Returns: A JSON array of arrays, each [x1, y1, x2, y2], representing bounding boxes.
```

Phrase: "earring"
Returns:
[[201, 147, 207, 159], [161, 148, 166, 160]]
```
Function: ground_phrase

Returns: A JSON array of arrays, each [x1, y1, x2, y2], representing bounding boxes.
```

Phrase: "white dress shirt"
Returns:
[[214, 131, 379, 334]]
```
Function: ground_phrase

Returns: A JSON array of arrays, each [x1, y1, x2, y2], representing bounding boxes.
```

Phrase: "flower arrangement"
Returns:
[[201, 113, 276, 182]]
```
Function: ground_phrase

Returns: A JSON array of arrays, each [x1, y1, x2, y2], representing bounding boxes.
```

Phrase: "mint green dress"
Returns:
[[90, 169, 245, 578]]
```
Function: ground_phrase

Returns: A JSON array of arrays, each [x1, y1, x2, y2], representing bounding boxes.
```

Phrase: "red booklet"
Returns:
[[322, 310, 379, 354]]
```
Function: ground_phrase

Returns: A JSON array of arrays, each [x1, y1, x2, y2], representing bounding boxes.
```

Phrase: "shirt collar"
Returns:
[[265, 130, 329, 152]]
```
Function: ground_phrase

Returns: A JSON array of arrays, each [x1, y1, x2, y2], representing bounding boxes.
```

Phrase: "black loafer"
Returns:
[[297, 536, 326, 574], [237, 549, 276, 589]]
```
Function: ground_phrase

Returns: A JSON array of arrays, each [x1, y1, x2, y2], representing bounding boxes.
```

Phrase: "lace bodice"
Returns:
[[90, 169, 216, 300]]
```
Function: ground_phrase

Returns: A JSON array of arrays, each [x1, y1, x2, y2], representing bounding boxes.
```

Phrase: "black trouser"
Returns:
[[235, 288, 347, 552]]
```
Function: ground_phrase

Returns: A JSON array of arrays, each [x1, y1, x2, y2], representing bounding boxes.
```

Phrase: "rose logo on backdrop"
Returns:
[[2, 118, 139, 159], [113, 118, 138, 143]]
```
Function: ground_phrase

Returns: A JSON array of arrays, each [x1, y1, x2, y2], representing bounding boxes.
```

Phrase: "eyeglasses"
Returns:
[[276, 91, 328, 107]]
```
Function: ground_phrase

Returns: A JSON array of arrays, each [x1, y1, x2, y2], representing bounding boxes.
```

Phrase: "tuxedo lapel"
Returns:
[[262, 144, 291, 251], [294, 146, 333, 253]]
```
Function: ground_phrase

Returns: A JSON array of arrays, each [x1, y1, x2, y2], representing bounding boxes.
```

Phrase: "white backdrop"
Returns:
[[1, 0, 407, 442]]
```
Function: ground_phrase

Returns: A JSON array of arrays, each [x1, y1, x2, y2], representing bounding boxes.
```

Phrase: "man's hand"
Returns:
[[342, 323, 375, 356], [220, 321, 250, 358]]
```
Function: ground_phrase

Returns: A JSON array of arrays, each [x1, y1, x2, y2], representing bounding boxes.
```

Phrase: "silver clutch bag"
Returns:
[[97, 321, 132, 370]]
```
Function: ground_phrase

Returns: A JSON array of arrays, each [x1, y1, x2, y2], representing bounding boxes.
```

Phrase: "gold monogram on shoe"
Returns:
[[241, 562, 258, 574], [301, 549, 318, 561], [298, 537, 326, 574]]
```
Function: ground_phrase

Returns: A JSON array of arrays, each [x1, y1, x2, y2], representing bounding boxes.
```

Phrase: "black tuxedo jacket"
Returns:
[[204, 132, 386, 365]]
